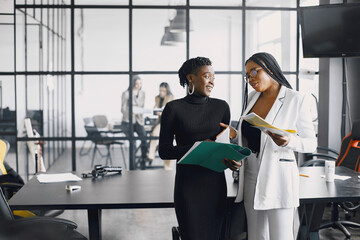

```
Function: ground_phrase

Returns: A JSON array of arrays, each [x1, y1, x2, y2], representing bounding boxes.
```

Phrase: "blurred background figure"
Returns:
[[121, 75, 147, 164], [147, 82, 174, 169]]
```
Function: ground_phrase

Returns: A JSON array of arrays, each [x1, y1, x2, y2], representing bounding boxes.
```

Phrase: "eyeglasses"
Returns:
[[244, 68, 262, 83]]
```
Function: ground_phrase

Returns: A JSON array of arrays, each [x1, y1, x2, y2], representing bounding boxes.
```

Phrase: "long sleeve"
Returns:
[[286, 93, 317, 153], [159, 96, 231, 161], [221, 104, 231, 127], [158, 104, 193, 160], [136, 90, 145, 108]]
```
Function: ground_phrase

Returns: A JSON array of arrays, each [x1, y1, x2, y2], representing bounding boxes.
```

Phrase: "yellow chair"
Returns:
[[0, 139, 10, 175], [0, 188, 88, 240], [0, 139, 36, 218], [0, 139, 62, 218]]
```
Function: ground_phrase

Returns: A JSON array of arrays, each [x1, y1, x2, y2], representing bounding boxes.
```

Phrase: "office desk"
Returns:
[[9, 167, 359, 240], [298, 166, 360, 240], [8, 169, 237, 240]]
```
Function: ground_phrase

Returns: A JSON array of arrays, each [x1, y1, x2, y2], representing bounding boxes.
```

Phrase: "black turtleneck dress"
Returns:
[[159, 94, 230, 240]]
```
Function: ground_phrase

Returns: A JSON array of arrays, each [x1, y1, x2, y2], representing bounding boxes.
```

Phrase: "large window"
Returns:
[[0, 0, 321, 179]]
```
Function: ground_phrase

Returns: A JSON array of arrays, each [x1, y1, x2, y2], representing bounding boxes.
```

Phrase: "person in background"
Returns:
[[147, 82, 174, 169], [159, 57, 240, 240], [223, 52, 317, 240], [121, 75, 147, 165]]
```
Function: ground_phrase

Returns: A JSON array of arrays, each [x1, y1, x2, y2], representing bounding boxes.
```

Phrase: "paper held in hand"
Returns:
[[242, 112, 296, 136], [178, 141, 251, 173]]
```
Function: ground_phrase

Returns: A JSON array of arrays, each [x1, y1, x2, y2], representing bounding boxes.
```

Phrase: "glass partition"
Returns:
[[8, 1, 309, 174], [246, 0, 296, 8], [0, 24, 14, 72], [75, 75, 128, 137], [132, 9, 186, 71], [190, 9, 242, 71], [74, 9, 129, 71], [190, 0, 242, 6], [245, 10, 297, 72]]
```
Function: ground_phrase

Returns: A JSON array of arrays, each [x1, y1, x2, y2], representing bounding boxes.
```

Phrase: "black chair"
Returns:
[[89, 115, 127, 168], [301, 120, 360, 239], [0, 139, 64, 218], [0, 188, 87, 240], [79, 118, 95, 156]]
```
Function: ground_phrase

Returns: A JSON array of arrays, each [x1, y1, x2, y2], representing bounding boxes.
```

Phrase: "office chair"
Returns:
[[301, 119, 360, 239], [0, 139, 22, 200], [79, 118, 95, 156], [0, 139, 64, 218], [90, 115, 127, 168], [0, 188, 87, 240]]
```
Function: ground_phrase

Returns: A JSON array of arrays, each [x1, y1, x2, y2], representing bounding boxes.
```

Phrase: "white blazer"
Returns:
[[235, 85, 317, 210]]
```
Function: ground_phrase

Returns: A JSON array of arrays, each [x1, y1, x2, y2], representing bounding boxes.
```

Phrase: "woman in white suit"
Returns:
[[223, 52, 317, 240]]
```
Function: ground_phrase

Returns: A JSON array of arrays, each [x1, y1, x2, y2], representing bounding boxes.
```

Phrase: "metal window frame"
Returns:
[[4, 0, 304, 175]]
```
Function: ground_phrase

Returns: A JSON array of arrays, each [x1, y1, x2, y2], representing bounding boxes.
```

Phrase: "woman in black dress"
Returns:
[[159, 57, 240, 240]]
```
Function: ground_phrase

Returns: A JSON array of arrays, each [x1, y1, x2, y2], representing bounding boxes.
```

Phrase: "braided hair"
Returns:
[[242, 52, 292, 114], [178, 57, 212, 88]]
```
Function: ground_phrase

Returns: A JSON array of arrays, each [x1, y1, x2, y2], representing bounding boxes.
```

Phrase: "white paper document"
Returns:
[[215, 127, 230, 144], [37, 173, 82, 183], [242, 112, 296, 137]]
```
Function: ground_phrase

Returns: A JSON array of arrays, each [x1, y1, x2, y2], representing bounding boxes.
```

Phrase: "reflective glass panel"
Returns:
[[133, 9, 186, 71], [75, 75, 128, 137], [27, 20, 40, 71], [133, 0, 185, 5], [245, 10, 297, 72], [0, 76, 16, 151], [75, 0, 128, 5], [246, 0, 296, 8], [300, 0, 319, 6], [74, 9, 129, 71], [190, 0, 242, 6], [0, 25, 14, 71], [0, 0, 14, 12], [190, 10, 242, 71], [16, 9, 25, 72]]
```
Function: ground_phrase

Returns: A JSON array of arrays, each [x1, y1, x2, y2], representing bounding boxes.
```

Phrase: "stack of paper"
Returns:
[[37, 173, 82, 183]]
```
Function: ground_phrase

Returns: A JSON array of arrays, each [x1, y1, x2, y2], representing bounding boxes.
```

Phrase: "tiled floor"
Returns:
[[5, 146, 360, 239]]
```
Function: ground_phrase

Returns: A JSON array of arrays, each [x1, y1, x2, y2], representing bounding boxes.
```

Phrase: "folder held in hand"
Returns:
[[178, 141, 251, 172]]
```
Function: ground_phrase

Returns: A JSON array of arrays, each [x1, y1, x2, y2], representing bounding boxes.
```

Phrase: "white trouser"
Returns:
[[244, 153, 295, 240]]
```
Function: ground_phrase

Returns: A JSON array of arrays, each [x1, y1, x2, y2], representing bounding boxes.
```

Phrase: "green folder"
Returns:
[[178, 141, 251, 172]]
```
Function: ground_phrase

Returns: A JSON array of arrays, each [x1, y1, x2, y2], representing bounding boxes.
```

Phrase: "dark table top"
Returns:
[[9, 166, 360, 210], [299, 166, 360, 203], [9, 169, 238, 210]]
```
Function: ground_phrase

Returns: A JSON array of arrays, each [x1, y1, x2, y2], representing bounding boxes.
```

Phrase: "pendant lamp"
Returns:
[[169, 9, 193, 33]]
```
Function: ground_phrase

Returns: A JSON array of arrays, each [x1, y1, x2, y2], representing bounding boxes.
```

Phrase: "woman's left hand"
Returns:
[[219, 123, 237, 139], [267, 131, 290, 147], [223, 158, 242, 171]]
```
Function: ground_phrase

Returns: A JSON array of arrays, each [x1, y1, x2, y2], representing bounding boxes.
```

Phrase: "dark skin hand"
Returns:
[[266, 131, 290, 147], [216, 123, 242, 171], [223, 158, 242, 171]]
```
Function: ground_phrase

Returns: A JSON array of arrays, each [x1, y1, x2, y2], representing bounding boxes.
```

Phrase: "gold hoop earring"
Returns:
[[188, 82, 195, 95]]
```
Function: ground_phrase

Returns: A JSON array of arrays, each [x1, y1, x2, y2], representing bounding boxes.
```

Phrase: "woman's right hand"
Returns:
[[219, 123, 238, 140], [223, 158, 242, 171]]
